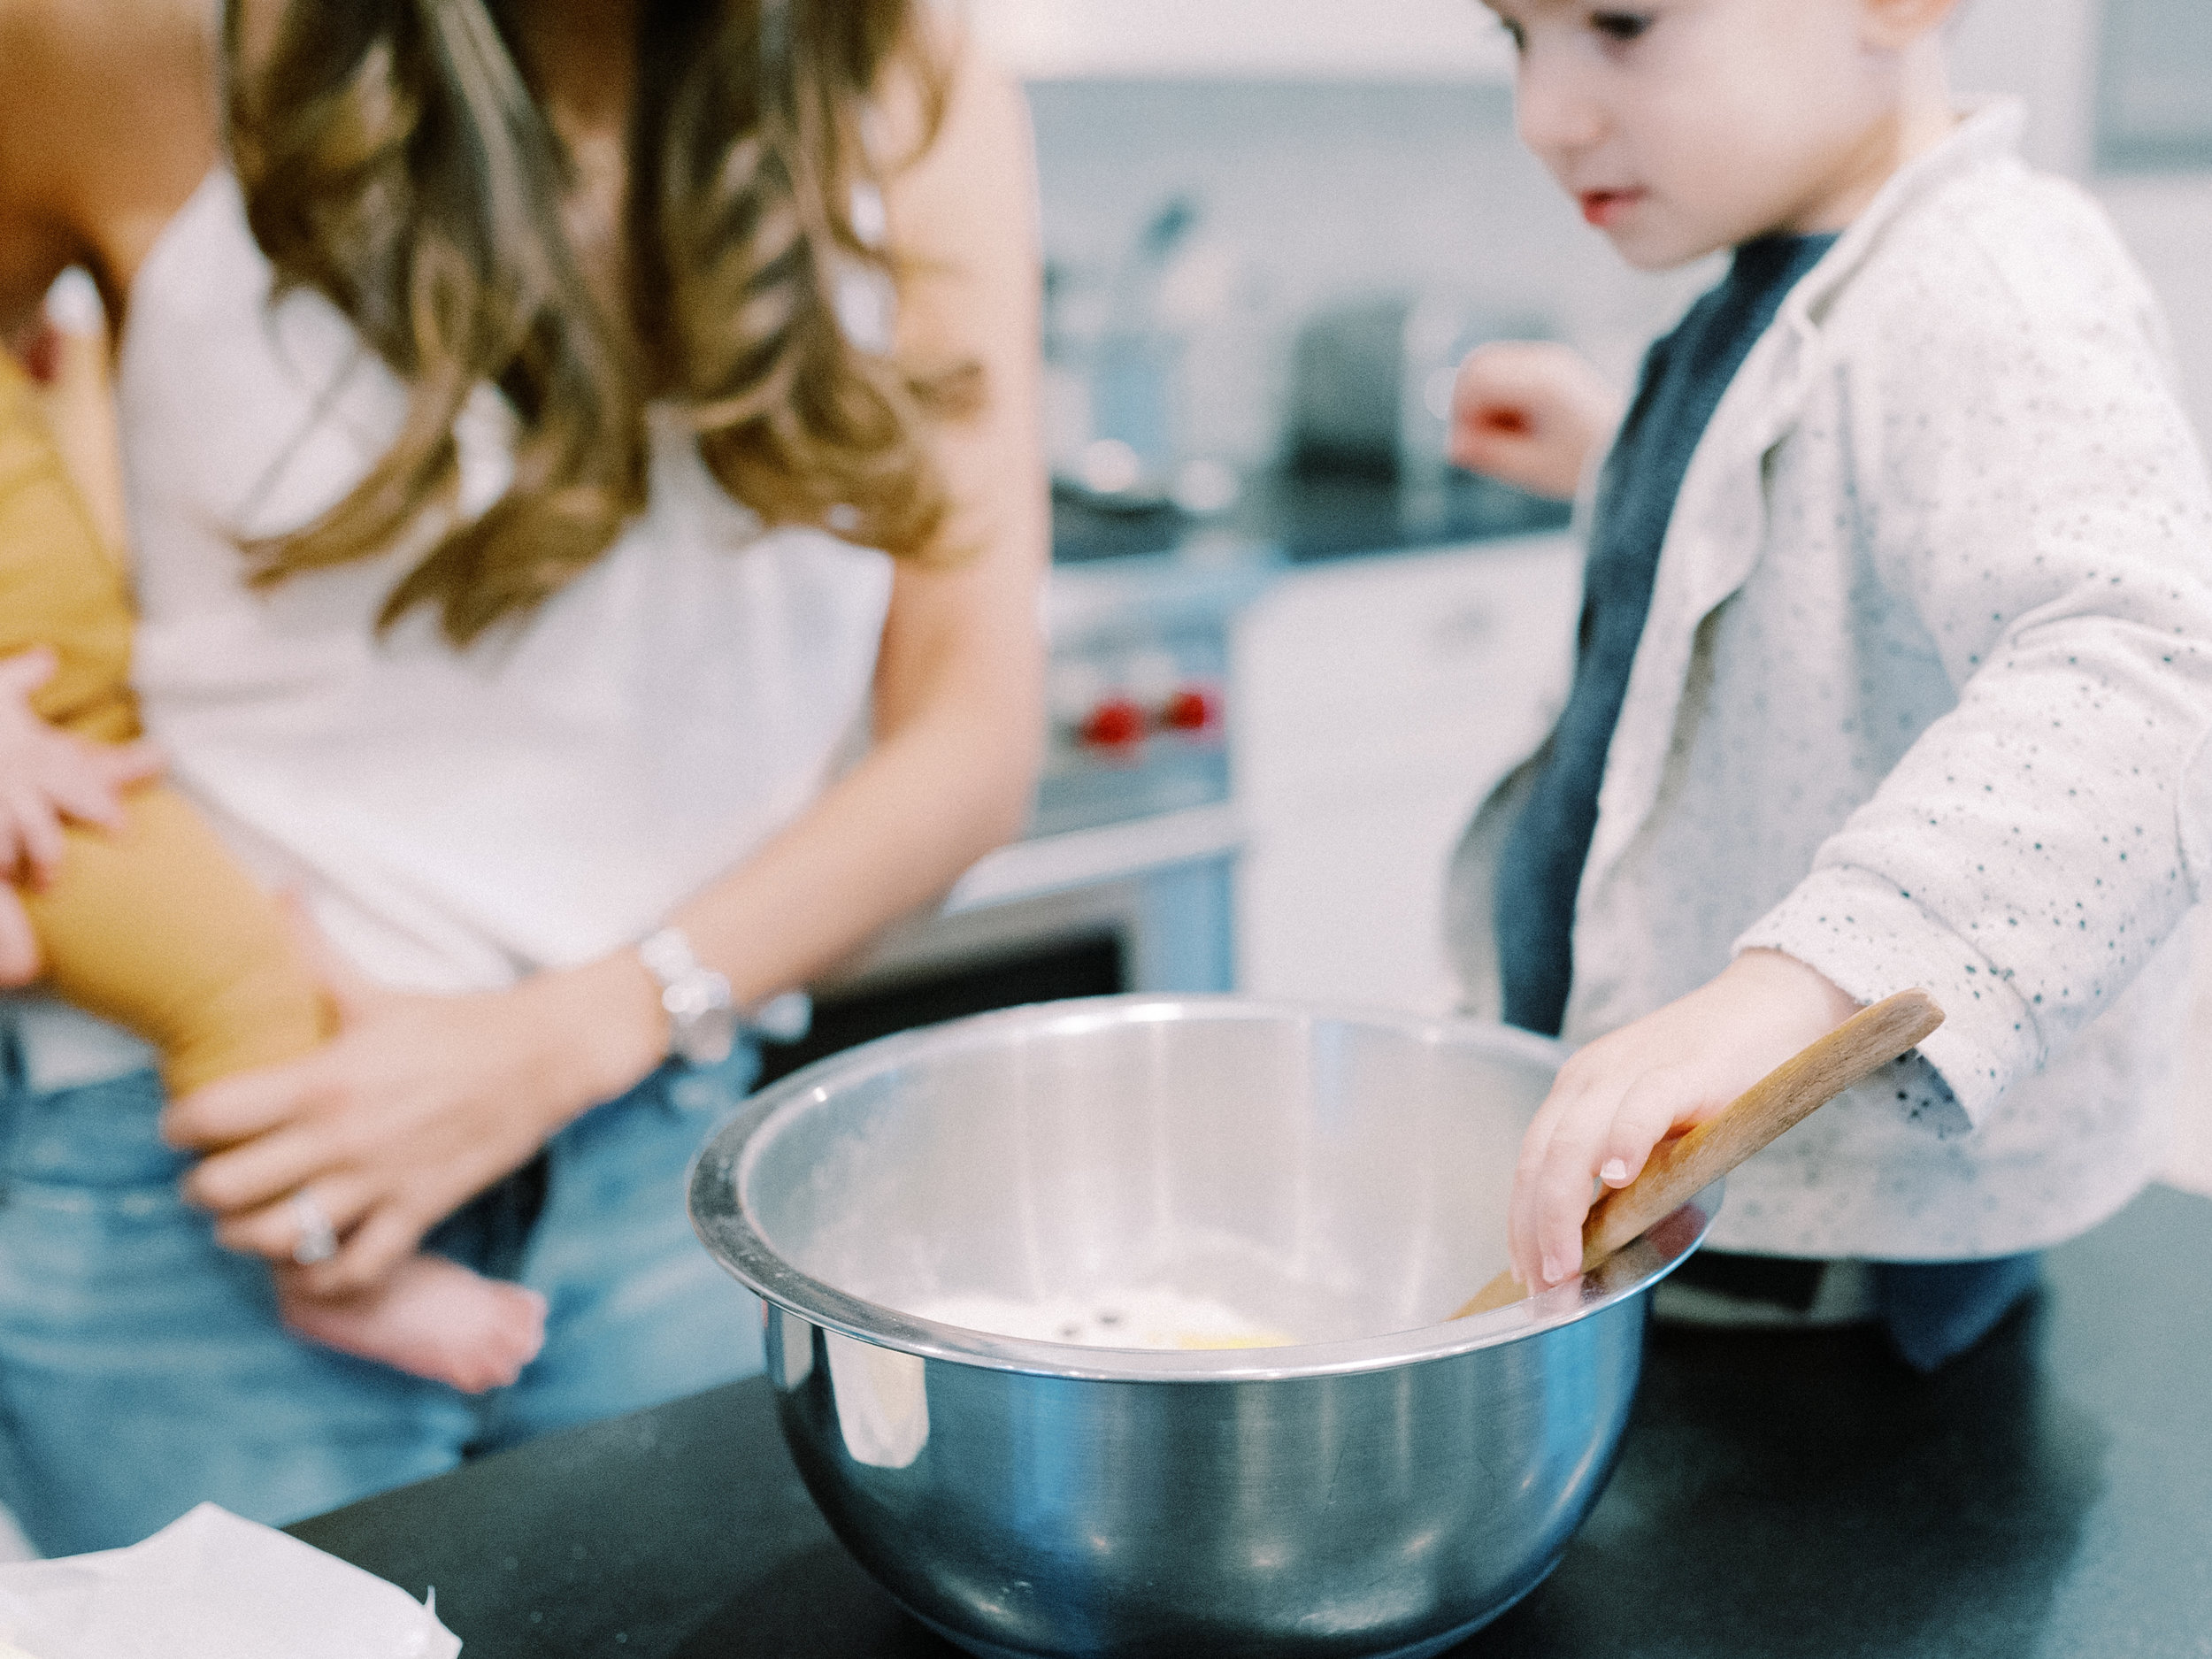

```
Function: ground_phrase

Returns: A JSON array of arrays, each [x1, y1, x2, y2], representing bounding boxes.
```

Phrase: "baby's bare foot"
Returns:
[[277, 1255, 548, 1394]]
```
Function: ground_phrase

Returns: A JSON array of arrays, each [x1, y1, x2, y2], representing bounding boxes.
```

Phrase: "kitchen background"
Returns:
[[0, 0, 2196, 1578], [0, 0, 2202, 1570], [792, 0, 2212, 1198]]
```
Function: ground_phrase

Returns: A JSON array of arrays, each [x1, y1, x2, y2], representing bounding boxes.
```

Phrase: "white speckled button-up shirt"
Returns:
[[1448, 103, 2212, 1259]]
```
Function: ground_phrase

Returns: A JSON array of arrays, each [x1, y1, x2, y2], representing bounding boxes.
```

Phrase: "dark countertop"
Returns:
[[1051, 468, 1571, 567], [291, 1183, 2212, 1658]]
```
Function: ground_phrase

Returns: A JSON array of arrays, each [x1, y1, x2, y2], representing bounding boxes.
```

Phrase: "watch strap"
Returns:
[[636, 926, 737, 1066]]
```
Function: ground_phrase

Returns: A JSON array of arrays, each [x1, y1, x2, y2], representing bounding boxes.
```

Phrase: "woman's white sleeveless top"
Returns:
[[12, 170, 895, 1087]]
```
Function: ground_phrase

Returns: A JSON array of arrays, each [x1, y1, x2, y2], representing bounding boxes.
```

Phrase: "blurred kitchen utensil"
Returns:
[[1287, 296, 1410, 477], [691, 995, 1717, 1659], [1048, 196, 1266, 518], [1454, 988, 1947, 1319], [1287, 292, 1546, 484]]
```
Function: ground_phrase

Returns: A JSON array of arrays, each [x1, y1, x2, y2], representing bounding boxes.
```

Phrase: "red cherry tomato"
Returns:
[[1160, 687, 1217, 732], [1080, 697, 1147, 749]]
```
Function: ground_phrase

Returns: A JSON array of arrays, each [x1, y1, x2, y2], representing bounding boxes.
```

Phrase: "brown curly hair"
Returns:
[[226, 0, 975, 646]]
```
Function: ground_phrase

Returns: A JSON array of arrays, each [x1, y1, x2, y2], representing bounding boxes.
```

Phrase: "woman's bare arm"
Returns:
[[654, 33, 1050, 1011], [0, 0, 218, 337], [164, 29, 1050, 1292]]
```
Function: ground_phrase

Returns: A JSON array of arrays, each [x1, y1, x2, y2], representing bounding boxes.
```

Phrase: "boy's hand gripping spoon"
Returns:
[[1454, 989, 1946, 1318]]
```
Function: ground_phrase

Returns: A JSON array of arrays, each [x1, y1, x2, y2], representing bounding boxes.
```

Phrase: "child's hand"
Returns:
[[1509, 949, 1862, 1294], [0, 647, 164, 981], [1448, 342, 1624, 502]]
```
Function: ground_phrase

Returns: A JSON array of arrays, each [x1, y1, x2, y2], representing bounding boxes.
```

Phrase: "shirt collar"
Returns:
[[1778, 98, 2030, 333]]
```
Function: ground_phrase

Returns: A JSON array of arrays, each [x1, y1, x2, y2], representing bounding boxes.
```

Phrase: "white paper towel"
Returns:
[[0, 1503, 459, 1658]]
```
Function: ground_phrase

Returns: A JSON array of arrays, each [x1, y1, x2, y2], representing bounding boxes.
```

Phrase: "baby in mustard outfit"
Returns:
[[0, 347, 544, 1392]]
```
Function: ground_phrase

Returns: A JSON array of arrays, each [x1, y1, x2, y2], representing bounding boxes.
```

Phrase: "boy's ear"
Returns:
[[1857, 0, 1964, 49]]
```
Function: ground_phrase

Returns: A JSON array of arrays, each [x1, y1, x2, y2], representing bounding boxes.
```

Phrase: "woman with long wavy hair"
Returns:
[[0, 0, 1043, 1553]]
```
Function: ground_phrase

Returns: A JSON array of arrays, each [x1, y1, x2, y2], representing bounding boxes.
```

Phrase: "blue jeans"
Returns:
[[0, 1044, 766, 1556]]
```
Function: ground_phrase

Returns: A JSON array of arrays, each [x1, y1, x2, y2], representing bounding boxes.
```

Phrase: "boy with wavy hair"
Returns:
[[1450, 0, 2212, 1364]]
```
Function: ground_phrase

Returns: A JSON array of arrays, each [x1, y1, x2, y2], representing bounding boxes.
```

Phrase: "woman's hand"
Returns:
[[0, 646, 164, 983], [1449, 341, 1624, 502], [161, 932, 666, 1295], [1508, 949, 1861, 1294]]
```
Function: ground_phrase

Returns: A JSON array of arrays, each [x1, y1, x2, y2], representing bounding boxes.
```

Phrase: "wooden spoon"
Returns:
[[1453, 988, 1946, 1319]]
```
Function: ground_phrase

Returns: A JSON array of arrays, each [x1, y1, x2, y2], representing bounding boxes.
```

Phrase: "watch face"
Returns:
[[676, 1008, 739, 1067], [662, 975, 738, 1067]]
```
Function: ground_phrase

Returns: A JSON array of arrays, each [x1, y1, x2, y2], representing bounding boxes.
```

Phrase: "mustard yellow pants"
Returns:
[[0, 351, 323, 1093]]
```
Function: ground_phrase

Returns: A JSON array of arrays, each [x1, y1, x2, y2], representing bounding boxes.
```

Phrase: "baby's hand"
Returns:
[[0, 647, 164, 982], [1448, 341, 1624, 503], [1509, 949, 1861, 1294]]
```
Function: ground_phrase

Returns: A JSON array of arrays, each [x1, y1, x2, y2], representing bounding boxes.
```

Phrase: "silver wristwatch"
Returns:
[[636, 927, 739, 1066]]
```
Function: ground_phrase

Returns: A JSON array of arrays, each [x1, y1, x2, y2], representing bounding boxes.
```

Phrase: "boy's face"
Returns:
[[1484, 0, 1917, 269]]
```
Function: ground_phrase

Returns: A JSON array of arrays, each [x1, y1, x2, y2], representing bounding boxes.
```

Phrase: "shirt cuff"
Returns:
[[1734, 865, 2037, 1130]]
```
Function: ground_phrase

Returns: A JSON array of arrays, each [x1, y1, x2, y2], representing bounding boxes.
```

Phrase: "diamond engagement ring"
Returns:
[[290, 1191, 340, 1267]]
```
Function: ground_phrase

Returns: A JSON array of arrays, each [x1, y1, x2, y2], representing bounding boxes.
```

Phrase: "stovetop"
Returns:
[[1033, 469, 1571, 839]]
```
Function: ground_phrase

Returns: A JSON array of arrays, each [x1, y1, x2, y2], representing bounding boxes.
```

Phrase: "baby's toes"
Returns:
[[440, 1286, 548, 1393], [485, 1286, 549, 1372]]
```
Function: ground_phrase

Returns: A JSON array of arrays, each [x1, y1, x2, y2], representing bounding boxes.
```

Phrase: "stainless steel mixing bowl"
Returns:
[[689, 996, 1715, 1659]]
